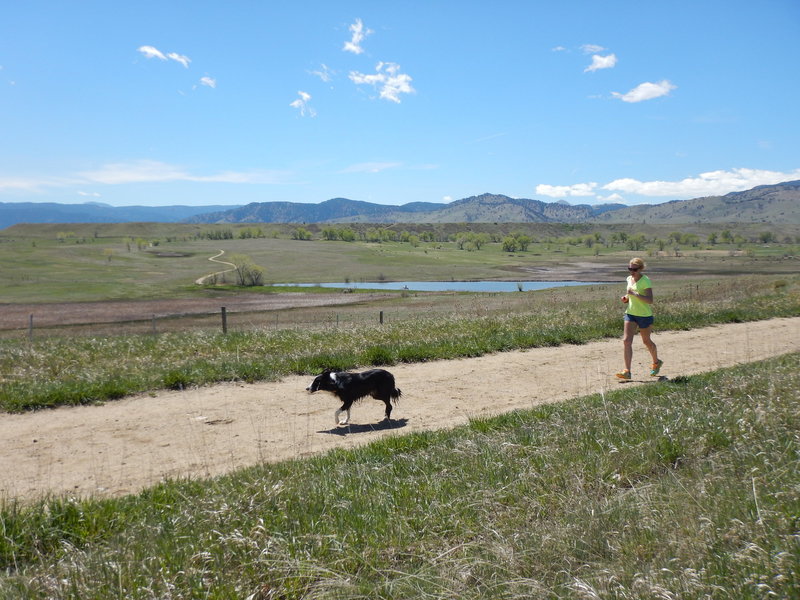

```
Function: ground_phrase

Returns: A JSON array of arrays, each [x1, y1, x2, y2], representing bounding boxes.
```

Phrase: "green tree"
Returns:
[[228, 253, 265, 286]]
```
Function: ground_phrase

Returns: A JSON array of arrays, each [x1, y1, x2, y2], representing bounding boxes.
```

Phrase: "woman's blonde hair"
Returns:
[[630, 257, 646, 270]]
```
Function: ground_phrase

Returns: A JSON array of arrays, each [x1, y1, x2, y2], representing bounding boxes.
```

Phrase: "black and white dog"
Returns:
[[306, 368, 402, 425]]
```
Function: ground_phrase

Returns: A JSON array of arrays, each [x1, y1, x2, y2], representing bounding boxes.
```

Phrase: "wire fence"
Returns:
[[3, 307, 405, 341], [1, 286, 620, 342]]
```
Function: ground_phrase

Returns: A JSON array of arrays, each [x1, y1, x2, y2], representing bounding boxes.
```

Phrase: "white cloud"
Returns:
[[78, 160, 288, 185], [535, 182, 598, 198], [584, 53, 617, 72], [612, 80, 676, 103], [80, 160, 187, 184], [310, 63, 333, 83], [581, 44, 606, 54], [534, 168, 800, 204], [603, 168, 800, 197], [0, 174, 77, 192], [349, 62, 414, 103], [138, 46, 192, 68], [0, 161, 292, 194], [138, 45, 167, 61], [167, 52, 191, 68], [343, 18, 372, 54], [290, 91, 316, 117], [77, 191, 102, 197], [340, 162, 402, 174], [199, 76, 216, 88]]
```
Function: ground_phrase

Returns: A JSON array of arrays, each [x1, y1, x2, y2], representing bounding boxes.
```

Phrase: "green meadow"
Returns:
[[2, 221, 798, 302], [0, 222, 798, 598]]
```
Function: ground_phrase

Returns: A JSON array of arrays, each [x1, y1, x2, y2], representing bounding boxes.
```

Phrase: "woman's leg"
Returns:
[[639, 326, 659, 364], [622, 320, 638, 372]]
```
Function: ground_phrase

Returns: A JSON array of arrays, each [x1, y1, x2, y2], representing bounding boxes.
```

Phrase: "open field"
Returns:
[[0, 222, 799, 598], [1, 222, 798, 303]]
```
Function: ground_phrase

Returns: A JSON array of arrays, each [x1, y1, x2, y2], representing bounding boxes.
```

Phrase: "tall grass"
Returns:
[[1, 353, 797, 598], [1, 275, 798, 412]]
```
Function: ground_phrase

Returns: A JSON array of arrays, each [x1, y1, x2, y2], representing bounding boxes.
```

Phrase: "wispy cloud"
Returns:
[[581, 44, 606, 54], [343, 18, 372, 54], [310, 63, 334, 83], [138, 45, 166, 60], [536, 168, 800, 202], [290, 91, 316, 117], [79, 160, 291, 185], [199, 76, 216, 88], [0, 161, 295, 195], [612, 80, 676, 103], [138, 45, 191, 68], [349, 62, 414, 103], [340, 162, 402, 174], [584, 53, 617, 72], [468, 132, 508, 144], [0, 175, 75, 193], [167, 52, 190, 68]]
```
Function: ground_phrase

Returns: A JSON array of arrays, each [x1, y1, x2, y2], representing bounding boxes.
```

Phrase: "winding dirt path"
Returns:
[[1, 317, 798, 503], [194, 249, 238, 285]]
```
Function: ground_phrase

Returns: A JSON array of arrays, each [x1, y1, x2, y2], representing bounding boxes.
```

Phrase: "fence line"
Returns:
[[8, 306, 397, 341]]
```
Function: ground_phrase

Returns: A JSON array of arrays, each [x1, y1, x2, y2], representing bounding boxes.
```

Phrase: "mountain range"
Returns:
[[1, 181, 798, 229]]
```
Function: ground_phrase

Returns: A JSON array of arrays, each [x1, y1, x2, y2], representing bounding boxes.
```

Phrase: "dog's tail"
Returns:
[[391, 388, 402, 404]]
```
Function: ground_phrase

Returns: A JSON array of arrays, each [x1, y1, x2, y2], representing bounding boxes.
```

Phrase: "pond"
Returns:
[[274, 280, 607, 293]]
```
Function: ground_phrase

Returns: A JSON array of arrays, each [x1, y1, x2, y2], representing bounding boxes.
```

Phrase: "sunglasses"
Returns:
[[627, 266, 640, 271]]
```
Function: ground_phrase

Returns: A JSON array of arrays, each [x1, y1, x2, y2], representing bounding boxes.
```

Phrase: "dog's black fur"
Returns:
[[306, 368, 401, 425]]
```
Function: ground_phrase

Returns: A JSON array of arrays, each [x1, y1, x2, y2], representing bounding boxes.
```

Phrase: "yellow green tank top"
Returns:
[[626, 274, 653, 317]]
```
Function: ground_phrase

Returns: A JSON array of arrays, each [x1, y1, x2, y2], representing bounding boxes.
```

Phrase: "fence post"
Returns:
[[379, 310, 384, 325], [28, 314, 33, 342], [152, 314, 157, 335], [221, 306, 228, 334]]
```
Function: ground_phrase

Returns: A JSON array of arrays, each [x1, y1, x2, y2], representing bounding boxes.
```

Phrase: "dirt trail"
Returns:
[[2, 317, 798, 503]]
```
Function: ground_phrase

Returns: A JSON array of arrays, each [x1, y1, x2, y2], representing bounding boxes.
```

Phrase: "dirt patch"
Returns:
[[1, 317, 798, 503]]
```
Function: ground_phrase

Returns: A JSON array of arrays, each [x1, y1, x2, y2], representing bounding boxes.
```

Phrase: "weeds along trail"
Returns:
[[0, 317, 798, 503]]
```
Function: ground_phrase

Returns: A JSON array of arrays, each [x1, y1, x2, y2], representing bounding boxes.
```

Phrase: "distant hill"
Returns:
[[188, 197, 445, 224], [187, 182, 800, 224], [590, 180, 800, 224], [186, 193, 625, 225], [0, 202, 242, 230], [1, 181, 798, 228]]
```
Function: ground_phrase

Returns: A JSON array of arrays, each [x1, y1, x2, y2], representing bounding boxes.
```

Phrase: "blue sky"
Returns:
[[1, 1, 798, 207]]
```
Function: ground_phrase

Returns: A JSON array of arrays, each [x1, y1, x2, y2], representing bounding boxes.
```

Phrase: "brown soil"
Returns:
[[2, 316, 798, 503]]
